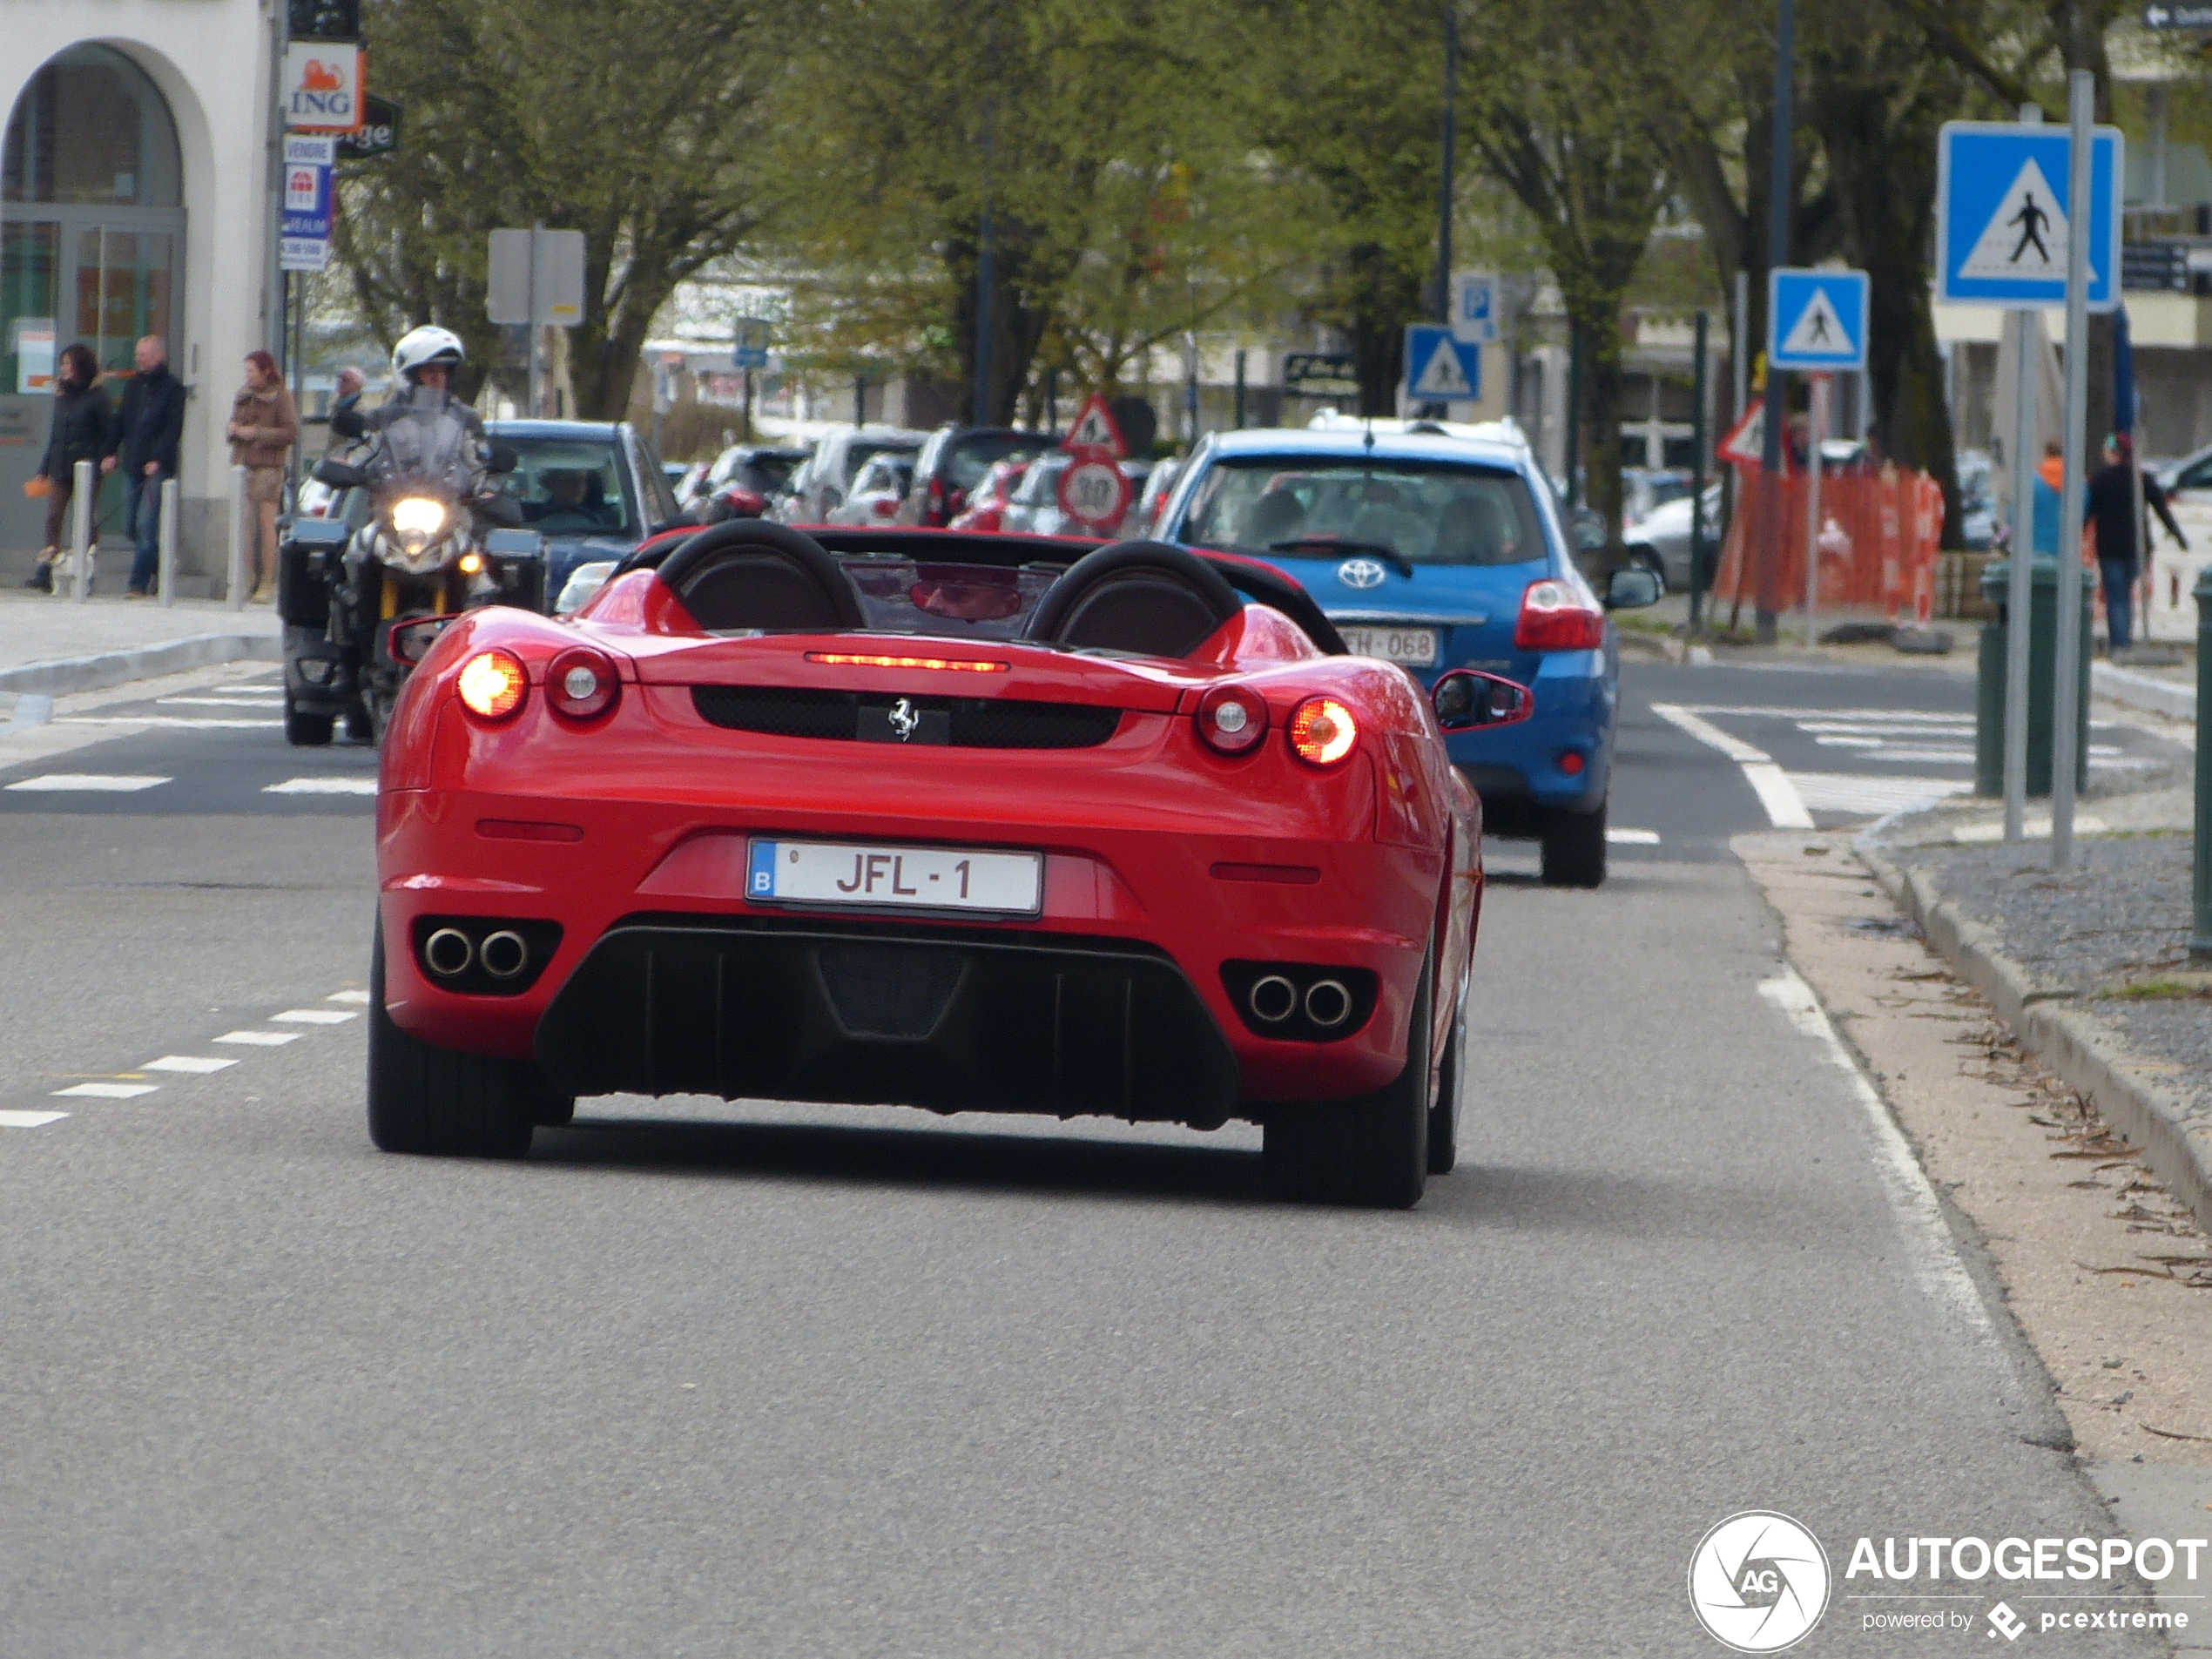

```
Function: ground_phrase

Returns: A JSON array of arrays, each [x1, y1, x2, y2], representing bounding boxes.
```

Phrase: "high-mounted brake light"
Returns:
[[1196, 685, 1267, 756], [1288, 696, 1359, 766], [547, 645, 619, 721], [1514, 577, 1606, 651], [805, 651, 1009, 673], [457, 649, 528, 720]]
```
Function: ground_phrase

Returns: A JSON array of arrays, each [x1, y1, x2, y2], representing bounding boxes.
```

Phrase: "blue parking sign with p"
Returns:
[[1937, 122, 2122, 310], [1768, 268, 1868, 372]]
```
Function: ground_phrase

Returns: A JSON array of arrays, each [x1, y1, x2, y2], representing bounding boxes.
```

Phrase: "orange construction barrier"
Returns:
[[1710, 463, 1945, 617]]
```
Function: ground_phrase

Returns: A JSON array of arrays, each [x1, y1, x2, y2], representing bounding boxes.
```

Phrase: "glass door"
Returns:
[[1, 219, 61, 394], [67, 223, 177, 529]]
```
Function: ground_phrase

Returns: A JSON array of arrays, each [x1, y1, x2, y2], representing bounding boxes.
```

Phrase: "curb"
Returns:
[[0, 633, 280, 699], [2092, 661, 2194, 722], [1858, 842, 2212, 1239]]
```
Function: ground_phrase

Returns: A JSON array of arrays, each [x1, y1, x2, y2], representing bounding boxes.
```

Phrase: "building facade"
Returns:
[[1, 2, 277, 585]]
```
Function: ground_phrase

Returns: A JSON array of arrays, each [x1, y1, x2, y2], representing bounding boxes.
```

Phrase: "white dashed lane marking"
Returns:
[[0, 1111, 69, 1129], [272, 1009, 357, 1025], [264, 778, 378, 796], [327, 990, 371, 1005], [214, 1030, 302, 1046], [1607, 828, 1662, 845], [5, 774, 172, 792], [51, 1082, 159, 1100], [142, 1055, 238, 1074]]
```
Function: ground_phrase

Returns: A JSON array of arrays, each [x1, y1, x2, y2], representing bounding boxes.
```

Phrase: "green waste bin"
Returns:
[[1973, 558, 2089, 798]]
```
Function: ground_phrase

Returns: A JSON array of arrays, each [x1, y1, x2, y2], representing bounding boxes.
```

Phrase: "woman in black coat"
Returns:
[[26, 344, 109, 592]]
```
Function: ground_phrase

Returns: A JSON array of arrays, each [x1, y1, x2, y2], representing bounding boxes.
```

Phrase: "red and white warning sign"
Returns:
[[1716, 401, 1787, 473], [1057, 455, 1131, 529], [1062, 394, 1129, 460]]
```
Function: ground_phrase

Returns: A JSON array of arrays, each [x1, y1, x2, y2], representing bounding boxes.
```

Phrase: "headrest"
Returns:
[[654, 521, 864, 633], [1022, 540, 1244, 659]]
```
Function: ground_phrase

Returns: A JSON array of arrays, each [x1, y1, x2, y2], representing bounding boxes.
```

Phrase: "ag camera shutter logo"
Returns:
[[1689, 1512, 1831, 1652]]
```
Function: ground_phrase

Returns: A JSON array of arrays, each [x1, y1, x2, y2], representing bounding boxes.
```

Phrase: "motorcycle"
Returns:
[[280, 395, 545, 746]]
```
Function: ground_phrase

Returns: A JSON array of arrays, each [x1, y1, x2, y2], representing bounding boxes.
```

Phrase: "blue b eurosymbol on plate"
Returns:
[[1936, 122, 2123, 311], [1767, 268, 1869, 373]]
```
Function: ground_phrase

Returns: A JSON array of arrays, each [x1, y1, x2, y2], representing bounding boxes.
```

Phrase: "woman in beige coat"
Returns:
[[226, 350, 297, 603]]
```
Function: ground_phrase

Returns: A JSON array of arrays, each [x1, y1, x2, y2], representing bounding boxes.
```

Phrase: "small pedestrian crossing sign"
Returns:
[[1769, 268, 1868, 372], [1403, 323, 1480, 403], [1937, 121, 2121, 310]]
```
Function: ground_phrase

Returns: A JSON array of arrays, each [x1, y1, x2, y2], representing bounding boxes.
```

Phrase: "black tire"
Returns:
[[1264, 947, 1433, 1209], [367, 923, 563, 1157], [1540, 799, 1607, 888], [284, 691, 334, 747], [1427, 969, 1468, 1175], [344, 705, 374, 744], [1635, 547, 1668, 597]]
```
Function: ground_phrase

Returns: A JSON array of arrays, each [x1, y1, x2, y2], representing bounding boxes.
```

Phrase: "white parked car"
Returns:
[[823, 452, 916, 525], [772, 426, 926, 524]]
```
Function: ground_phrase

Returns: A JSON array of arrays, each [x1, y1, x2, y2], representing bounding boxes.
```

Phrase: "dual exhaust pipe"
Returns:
[[1247, 973, 1353, 1030], [424, 926, 530, 981]]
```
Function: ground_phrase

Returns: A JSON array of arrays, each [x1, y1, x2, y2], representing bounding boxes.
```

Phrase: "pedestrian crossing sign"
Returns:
[[1768, 268, 1869, 372], [1936, 121, 2122, 310], [1402, 324, 1481, 403]]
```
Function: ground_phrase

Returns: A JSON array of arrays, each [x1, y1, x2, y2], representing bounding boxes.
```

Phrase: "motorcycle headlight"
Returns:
[[389, 496, 447, 555]]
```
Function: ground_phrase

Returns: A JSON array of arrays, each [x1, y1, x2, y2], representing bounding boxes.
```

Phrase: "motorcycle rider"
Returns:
[[338, 324, 488, 449]]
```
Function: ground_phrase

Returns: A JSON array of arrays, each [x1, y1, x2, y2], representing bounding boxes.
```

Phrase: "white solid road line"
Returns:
[[272, 1008, 357, 1025], [1757, 970, 2000, 1348], [0, 1110, 69, 1129], [156, 696, 287, 708], [51, 1082, 159, 1100], [141, 1055, 238, 1074], [55, 717, 277, 729], [1605, 827, 1662, 845], [1649, 704, 1816, 829], [264, 778, 378, 795], [5, 773, 172, 792], [214, 1030, 302, 1046]]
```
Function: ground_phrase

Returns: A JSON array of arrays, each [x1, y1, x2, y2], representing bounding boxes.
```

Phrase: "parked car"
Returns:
[[1157, 423, 1658, 887], [823, 452, 916, 525], [1624, 482, 1723, 593], [1130, 455, 1182, 537], [366, 519, 1509, 1205], [774, 426, 926, 524], [686, 443, 812, 518], [899, 425, 1061, 526], [946, 458, 1031, 532], [1001, 455, 1154, 538], [483, 420, 689, 605]]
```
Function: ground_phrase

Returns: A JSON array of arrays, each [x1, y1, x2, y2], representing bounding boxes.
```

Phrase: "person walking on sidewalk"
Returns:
[[226, 349, 296, 604], [24, 344, 107, 593], [2084, 434, 2186, 653], [101, 335, 186, 599]]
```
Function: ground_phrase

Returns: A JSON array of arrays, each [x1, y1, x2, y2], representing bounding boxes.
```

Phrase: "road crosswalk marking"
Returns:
[[51, 1082, 159, 1099], [272, 1008, 357, 1025], [5, 773, 171, 792], [0, 1110, 69, 1129], [265, 777, 377, 795], [214, 1030, 302, 1046], [142, 1055, 238, 1074]]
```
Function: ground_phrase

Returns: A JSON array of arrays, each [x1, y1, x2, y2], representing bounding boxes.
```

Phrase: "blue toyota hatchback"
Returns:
[[1157, 419, 1657, 886]]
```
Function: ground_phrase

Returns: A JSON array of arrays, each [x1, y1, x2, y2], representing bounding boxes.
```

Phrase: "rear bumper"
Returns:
[[536, 916, 1241, 1122]]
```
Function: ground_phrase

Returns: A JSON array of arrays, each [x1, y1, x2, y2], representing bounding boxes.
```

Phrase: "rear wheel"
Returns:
[[1426, 970, 1468, 1175], [284, 691, 334, 747], [1633, 545, 1668, 597], [343, 705, 374, 744], [1264, 947, 1432, 1209], [367, 922, 563, 1157], [1540, 799, 1607, 888]]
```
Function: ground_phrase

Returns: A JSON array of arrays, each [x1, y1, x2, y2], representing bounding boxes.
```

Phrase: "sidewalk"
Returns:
[[1865, 786, 2212, 1242], [0, 589, 280, 700]]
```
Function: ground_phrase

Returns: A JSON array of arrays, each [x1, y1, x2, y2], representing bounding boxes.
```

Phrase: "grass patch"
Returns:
[[2101, 977, 2212, 1001]]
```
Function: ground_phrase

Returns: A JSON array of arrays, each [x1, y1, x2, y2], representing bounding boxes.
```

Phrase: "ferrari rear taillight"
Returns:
[[1514, 578, 1605, 651], [457, 649, 528, 721], [547, 645, 620, 721], [1288, 696, 1358, 766], [1196, 685, 1267, 756]]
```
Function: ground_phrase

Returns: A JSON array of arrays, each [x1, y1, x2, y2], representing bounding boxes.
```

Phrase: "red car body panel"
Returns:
[[374, 539, 1481, 1122]]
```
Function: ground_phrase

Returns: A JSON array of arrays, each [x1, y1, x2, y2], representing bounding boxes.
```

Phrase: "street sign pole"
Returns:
[[1689, 308, 1710, 631], [1757, 0, 1796, 644], [1803, 373, 1828, 645], [2003, 306, 2038, 841], [2051, 71, 2094, 870], [527, 224, 543, 419]]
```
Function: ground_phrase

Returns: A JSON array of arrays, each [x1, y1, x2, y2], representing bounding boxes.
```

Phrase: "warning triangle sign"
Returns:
[[1716, 401, 1789, 474], [1781, 287, 1851, 357], [1062, 394, 1128, 459], [1410, 334, 1474, 399], [1959, 157, 2070, 281]]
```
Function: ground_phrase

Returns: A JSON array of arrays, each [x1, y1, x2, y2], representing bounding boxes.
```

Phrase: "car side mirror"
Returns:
[[329, 406, 366, 440], [486, 442, 520, 475], [387, 615, 456, 666], [1432, 669, 1534, 732], [313, 457, 366, 489], [1606, 566, 1662, 610]]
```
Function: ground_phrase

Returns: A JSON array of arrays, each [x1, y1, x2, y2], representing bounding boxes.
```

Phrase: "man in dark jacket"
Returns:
[[101, 334, 187, 597], [2083, 434, 2187, 652]]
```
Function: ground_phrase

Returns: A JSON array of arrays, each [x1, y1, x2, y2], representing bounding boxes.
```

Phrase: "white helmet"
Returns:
[[392, 324, 466, 382]]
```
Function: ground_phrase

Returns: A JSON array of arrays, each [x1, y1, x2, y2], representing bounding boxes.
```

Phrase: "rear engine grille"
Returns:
[[691, 685, 1123, 749]]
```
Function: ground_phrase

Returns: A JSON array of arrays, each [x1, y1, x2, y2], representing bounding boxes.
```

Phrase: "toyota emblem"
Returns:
[[1337, 557, 1387, 590], [887, 698, 920, 740]]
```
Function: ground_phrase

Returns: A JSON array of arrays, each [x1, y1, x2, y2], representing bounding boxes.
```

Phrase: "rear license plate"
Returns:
[[747, 839, 1042, 915], [1339, 625, 1440, 666]]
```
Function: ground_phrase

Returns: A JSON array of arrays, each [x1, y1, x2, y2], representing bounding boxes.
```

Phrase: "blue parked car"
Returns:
[[1157, 421, 1658, 887]]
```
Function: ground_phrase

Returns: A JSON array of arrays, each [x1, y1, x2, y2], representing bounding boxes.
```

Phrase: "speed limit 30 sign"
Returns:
[[1057, 457, 1130, 529]]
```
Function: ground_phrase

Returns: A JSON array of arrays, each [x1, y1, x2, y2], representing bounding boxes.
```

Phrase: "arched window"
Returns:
[[4, 44, 182, 208]]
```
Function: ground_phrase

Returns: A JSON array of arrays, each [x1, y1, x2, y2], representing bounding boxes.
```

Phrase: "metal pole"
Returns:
[[741, 368, 753, 442], [1565, 322, 1582, 508], [70, 458, 93, 602], [2051, 71, 2094, 869], [2192, 564, 2212, 960], [1756, 0, 1796, 644], [1435, 3, 1458, 325], [1233, 348, 1247, 429], [527, 224, 543, 419], [1689, 308, 1710, 630], [158, 477, 179, 607], [1803, 373, 1826, 644], [2004, 308, 2037, 840], [227, 463, 251, 610]]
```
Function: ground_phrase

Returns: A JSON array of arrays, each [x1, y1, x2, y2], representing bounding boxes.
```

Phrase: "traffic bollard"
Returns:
[[71, 458, 93, 602], [2192, 566, 2212, 961], [158, 478, 179, 606], [226, 464, 249, 610]]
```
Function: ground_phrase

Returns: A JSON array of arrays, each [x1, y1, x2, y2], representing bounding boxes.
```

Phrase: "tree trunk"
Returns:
[[1343, 239, 1422, 417], [1568, 293, 1629, 570]]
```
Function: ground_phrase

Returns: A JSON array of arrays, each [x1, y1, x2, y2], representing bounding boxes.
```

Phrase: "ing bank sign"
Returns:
[[281, 42, 362, 133]]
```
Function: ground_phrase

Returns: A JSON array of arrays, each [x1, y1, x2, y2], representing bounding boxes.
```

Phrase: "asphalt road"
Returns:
[[0, 658, 2164, 1656]]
